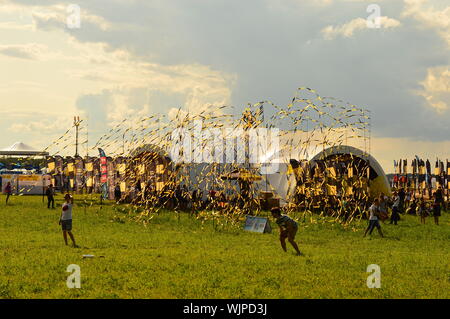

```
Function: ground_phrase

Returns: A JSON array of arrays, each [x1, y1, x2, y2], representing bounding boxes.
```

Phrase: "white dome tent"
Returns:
[[0, 142, 49, 157]]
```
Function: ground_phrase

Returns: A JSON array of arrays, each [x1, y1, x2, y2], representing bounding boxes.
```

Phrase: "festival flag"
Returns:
[[447, 160, 450, 189], [47, 161, 55, 173], [418, 159, 424, 175], [98, 148, 108, 199], [86, 162, 93, 172], [435, 160, 440, 175], [447, 160, 450, 176], [411, 158, 416, 175], [426, 159, 431, 186]]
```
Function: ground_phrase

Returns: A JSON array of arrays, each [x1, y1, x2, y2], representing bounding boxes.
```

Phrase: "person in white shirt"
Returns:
[[59, 193, 78, 247], [364, 198, 384, 237]]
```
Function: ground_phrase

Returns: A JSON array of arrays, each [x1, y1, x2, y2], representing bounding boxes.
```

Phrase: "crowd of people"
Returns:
[[363, 186, 446, 237], [2, 179, 447, 251]]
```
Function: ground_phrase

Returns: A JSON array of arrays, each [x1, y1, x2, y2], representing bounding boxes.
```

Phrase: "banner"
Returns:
[[47, 161, 55, 173], [98, 148, 108, 199], [86, 162, 93, 172], [75, 157, 84, 192]]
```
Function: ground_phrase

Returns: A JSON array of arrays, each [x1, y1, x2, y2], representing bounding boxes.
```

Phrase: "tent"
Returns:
[[0, 142, 49, 157], [309, 145, 391, 198]]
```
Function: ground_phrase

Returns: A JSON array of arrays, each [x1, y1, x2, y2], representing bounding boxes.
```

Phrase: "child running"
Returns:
[[364, 198, 384, 238], [59, 194, 78, 247], [270, 207, 302, 256]]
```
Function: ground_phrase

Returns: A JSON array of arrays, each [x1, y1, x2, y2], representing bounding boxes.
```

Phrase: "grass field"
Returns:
[[0, 194, 449, 299]]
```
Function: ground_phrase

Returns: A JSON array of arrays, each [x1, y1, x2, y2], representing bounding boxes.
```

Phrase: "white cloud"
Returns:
[[9, 117, 72, 134], [31, 4, 112, 32], [416, 66, 450, 113], [306, 0, 391, 6], [0, 43, 47, 59], [322, 16, 401, 39], [402, 0, 450, 46], [0, 21, 33, 30]]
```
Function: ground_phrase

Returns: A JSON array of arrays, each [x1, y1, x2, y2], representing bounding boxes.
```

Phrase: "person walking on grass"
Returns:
[[364, 198, 384, 238], [432, 193, 441, 226], [4, 181, 12, 205], [390, 193, 401, 225], [270, 207, 302, 256], [378, 194, 389, 222], [114, 183, 121, 204], [59, 193, 78, 247], [46, 184, 55, 209], [417, 200, 428, 224], [435, 186, 445, 211]]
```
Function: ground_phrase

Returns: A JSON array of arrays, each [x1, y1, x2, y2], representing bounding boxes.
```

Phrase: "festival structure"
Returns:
[[0, 142, 49, 195], [9, 88, 440, 223], [34, 88, 398, 223], [0, 142, 49, 157]]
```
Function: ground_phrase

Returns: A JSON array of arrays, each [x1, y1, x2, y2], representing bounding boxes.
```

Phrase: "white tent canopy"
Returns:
[[0, 142, 49, 156]]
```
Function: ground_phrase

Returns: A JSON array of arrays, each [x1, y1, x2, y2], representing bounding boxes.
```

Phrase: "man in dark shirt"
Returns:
[[398, 188, 406, 213], [46, 184, 55, 209], [435, 187, 444, 205]]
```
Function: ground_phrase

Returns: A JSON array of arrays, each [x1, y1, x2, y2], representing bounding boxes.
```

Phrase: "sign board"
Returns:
[[244, 216, 272, 234], [20, 174, 50, 195], [1, 174, 50, 195]]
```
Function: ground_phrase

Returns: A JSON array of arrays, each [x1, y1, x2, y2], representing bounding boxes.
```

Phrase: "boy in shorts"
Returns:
[[59, 193, 78, 247], [271, 207, 302, 256]]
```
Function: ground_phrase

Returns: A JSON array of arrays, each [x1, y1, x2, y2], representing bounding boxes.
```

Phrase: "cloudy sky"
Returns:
[[0, 0, 448, 172]]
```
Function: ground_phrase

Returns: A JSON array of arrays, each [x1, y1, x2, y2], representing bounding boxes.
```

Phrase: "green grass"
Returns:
[[0, 194, 449, 299]]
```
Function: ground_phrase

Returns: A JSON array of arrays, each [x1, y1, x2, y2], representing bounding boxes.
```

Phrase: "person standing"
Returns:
[[59, 194, 78, 247], [432, 193, 441, 225], [405, 190, 411, 208], [4, 181, 12, 205], [417, 200, 428, 224], [46, 184, 55, 209], [114, 183, 122, 204], [364, 198, 384, 237], [407, 199, 417, 215], [378, 194, 388, 222], [398, 188, 406, 213], [435, 186, 445, 210], [390, 193, 401, 225]]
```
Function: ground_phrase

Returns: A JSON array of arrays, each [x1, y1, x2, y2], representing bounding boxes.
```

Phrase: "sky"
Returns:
[[0, 0, 448, 173]]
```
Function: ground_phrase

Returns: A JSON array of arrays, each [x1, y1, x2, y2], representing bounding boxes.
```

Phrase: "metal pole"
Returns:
[[73, 116, 82, 157]]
